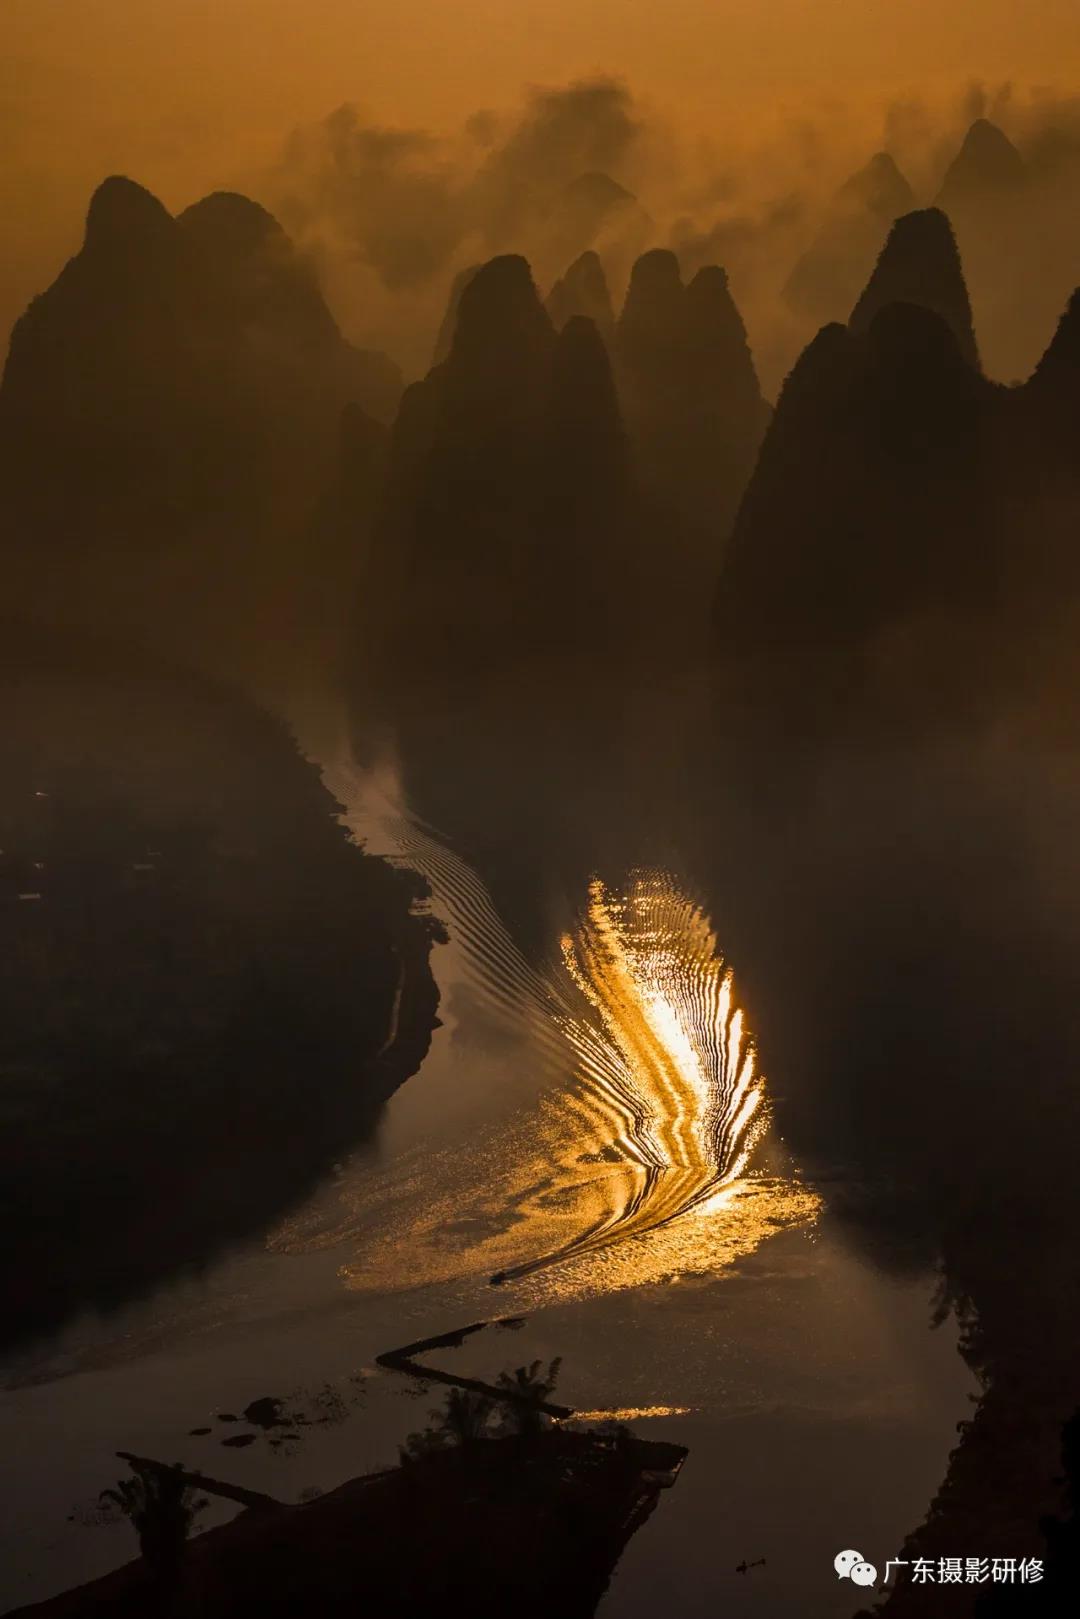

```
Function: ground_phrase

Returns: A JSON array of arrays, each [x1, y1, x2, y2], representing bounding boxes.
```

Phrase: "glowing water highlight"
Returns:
[[491, 873, 767, 1281], [287, 751, 815, 1304]]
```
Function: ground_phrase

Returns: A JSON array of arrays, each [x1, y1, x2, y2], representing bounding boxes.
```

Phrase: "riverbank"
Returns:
[[1, 625, 442, 1351], [9, 1426, 687, 1619]]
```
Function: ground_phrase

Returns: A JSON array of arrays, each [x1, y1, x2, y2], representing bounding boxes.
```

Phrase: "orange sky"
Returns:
[[5, 1, 1080, 345]]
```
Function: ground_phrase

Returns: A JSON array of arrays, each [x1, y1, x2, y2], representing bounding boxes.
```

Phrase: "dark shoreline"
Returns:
[[6, 1426, 687, 1619], [1, 626, 443, 1354]]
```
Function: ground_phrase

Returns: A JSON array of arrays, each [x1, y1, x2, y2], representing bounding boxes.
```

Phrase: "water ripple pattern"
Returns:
[[310, 754, 787, 1292], [493, 875, 767, 1282]]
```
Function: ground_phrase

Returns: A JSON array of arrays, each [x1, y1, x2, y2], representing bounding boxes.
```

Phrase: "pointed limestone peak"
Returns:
[[83, 176, 176, 258], [432, 256, 554, 428], [849, 208, 979, 372], [837, 151, 916, 220], [616, 248, 684, 354], [621, 247, 682, 305], [782, 155, 915, 325], [560, 171, 638, 244], [545, 251, 615, 343], [178, 191, 284, 256], [179, 188, 343, 353], [449, 254, 553, 372], [936, 119, 1026, 211], [564, 171, 636, 214]]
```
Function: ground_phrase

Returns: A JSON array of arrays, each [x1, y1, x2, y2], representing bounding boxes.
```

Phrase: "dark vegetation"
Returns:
[[11, 1371, 686, 1619], [98, 1465, 208, 1591], [0, 627, 440, 1349], [704, 161, 1080, 1614]]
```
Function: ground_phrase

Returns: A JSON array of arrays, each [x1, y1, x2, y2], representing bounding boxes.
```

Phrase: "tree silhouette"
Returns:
[[495, 1358, 563, 1440], [100, 1461, 207, 1586], [400, 1387, 496, 1461]]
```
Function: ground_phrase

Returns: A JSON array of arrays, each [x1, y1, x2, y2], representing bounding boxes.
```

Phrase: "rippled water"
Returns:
[[0, 739, 977, 1619], [294, 753, 818, 1305]]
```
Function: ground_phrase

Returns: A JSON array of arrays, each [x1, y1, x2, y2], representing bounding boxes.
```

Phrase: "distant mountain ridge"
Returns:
[[784, 150, 916, 326]]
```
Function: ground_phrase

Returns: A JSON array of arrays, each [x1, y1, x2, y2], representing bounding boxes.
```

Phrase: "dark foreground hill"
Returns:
[[0, 627, 440, 1349], [7, 1428, 686, 1619], [707, 225, 1080, 1619]]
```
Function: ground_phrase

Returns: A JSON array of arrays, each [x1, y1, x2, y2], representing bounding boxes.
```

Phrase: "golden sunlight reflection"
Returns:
[[491, 874, 770, 1283], [270, 835, 819, 1301], [273, 1126, 818, 1310], [271, 760, 818, 1303], [567, 1407, 692, 1423]]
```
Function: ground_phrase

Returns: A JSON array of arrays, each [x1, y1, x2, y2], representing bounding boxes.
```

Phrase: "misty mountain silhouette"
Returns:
[[178, 189, 401, 420], [545, 250, 615, 345], [549, 169, 649, 269], [428, 177, 642, 370], [936, 118, 1027, 217], [563, 170, 635, 217], [614, 248, 768, 560], [784, 151, 916, 327], [849, 207, 980, 370], [929, 116, 1074, 385], [367, 253, 634, 700], [709, 296, 1080, 1615], [351, 252, 654, 941], [713, 298, 997, 741], [717, 190, 1080, 752], [561, 170, 636, 236], [0, 175, 400, 686]]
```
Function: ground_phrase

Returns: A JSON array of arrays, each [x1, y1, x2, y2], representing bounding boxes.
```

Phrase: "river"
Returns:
[[0, 713, 977, 1617]]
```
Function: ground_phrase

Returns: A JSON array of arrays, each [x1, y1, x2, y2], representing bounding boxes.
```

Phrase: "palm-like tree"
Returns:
[[441, 1387, 496, 1446], [100, 1462, 207, 1585], [495, 1357, 563, 1439], [400, 1387, 495, 1461]]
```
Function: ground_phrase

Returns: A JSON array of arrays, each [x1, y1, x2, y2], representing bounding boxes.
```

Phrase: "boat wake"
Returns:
[[492, 874, 766, 1282], [297, 752, 796, 1298]]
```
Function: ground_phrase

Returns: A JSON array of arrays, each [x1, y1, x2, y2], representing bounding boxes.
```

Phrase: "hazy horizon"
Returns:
[[8, 2, 1080, 379]]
